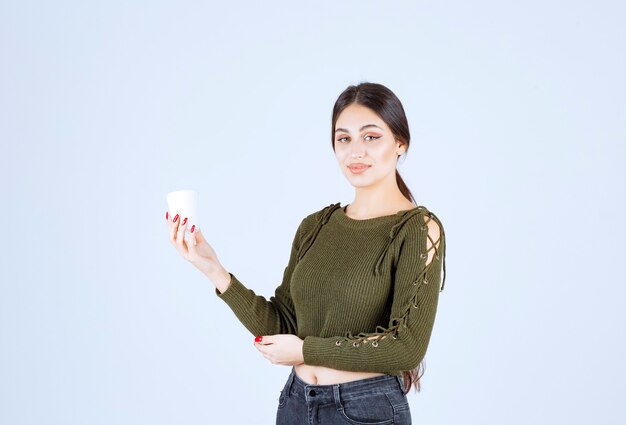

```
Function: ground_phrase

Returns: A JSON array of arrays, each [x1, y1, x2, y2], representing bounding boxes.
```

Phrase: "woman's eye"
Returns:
[[336, 135, 380, 143]]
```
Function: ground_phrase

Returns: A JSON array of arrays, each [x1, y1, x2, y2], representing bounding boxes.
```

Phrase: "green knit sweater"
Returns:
[[215, 202, 447, 377]]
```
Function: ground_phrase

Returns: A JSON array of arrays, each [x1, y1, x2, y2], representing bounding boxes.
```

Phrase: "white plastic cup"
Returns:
[[166, 189, 199, 243]]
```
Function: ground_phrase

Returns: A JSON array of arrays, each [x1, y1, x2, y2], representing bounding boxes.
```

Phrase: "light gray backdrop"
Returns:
[[1, 1, 624, 424]]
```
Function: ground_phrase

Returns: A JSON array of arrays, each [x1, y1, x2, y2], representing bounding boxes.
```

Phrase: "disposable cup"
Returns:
[[166, 189, 198, 243]]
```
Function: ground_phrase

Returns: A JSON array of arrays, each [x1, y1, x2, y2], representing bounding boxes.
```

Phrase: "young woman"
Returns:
[[166, 82, 447, 425]]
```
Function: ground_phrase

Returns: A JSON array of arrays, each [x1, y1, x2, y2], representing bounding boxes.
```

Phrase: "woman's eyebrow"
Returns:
[[334, 124, 384, 133]]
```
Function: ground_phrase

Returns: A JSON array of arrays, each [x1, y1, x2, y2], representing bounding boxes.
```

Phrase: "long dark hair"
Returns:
[[330, 82, 424, 394]]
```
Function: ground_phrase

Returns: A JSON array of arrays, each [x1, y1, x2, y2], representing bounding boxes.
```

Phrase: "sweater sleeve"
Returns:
[[301, 213, 446, 373], [213, 217, 308, 337]]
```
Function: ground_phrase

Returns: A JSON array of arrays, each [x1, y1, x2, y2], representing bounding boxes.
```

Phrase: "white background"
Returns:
[[1, 1, 624, 424]]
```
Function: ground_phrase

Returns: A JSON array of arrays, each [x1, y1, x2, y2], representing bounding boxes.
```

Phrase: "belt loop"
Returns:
[[332, 384, 343, 411], [286, 367, 296, 396], [396, 375, 406, 394]]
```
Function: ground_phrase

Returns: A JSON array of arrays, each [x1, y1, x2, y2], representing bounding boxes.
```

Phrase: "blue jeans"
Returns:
[[276, 366, 412, 425]]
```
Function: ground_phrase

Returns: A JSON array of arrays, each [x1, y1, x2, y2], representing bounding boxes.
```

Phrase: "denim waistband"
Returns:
[[284, 366, 405, 403]]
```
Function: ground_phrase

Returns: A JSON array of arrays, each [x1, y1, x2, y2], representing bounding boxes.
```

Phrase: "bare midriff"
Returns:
[[294, 363, 386, 385]]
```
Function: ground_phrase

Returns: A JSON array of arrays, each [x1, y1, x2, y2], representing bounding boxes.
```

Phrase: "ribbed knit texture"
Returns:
[[215, 202, 446, 376]]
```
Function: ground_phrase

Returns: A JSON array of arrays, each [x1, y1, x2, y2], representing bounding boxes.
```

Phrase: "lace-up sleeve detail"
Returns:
[[297, 203, 342, 262], [214, 216, 313, 337], [302, 210, 446, 373]]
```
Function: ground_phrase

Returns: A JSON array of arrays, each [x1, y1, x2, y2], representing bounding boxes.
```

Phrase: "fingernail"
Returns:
[[190, 225, 195, 233], [182, 217, 188, 225], [255, 336, 263, 343], [166, 211, 169, 220], [174, 214, 179, 222]]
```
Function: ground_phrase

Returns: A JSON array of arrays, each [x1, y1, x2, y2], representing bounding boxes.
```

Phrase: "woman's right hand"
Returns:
[[166, 212, 224, 279]]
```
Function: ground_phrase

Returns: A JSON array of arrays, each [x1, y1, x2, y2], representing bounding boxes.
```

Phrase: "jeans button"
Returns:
[[309, 389, 316, 396]]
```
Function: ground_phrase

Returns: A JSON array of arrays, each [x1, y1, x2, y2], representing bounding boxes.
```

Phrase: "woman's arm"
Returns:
[[301, 213, 445, 373]]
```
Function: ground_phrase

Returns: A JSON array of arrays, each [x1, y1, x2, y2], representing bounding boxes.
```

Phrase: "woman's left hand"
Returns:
[[253, 334, 305, 366]]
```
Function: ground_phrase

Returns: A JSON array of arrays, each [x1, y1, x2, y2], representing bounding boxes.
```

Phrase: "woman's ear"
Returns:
[[396, 140, 407, 156]]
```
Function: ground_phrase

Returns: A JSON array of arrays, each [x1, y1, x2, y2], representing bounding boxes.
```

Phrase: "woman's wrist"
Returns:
[[209, 267, 232, 294]]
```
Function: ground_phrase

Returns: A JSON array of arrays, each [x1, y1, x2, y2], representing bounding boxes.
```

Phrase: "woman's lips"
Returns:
[[348, 165, 371, 174]]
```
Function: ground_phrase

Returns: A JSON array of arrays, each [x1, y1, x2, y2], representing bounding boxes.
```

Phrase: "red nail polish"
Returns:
[[255, 336, 263, 343], [174, 214, 179, 222], [182, 217, 187, 225], [190, 225, 195, 233], [166, 211, 169, 220]]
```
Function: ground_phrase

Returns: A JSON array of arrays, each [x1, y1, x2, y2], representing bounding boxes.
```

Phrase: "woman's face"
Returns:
[[334, 103, 406, 188]]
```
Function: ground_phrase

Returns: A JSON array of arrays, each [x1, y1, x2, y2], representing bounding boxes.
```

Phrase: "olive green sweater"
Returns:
[[215, 202, 447, 376]]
